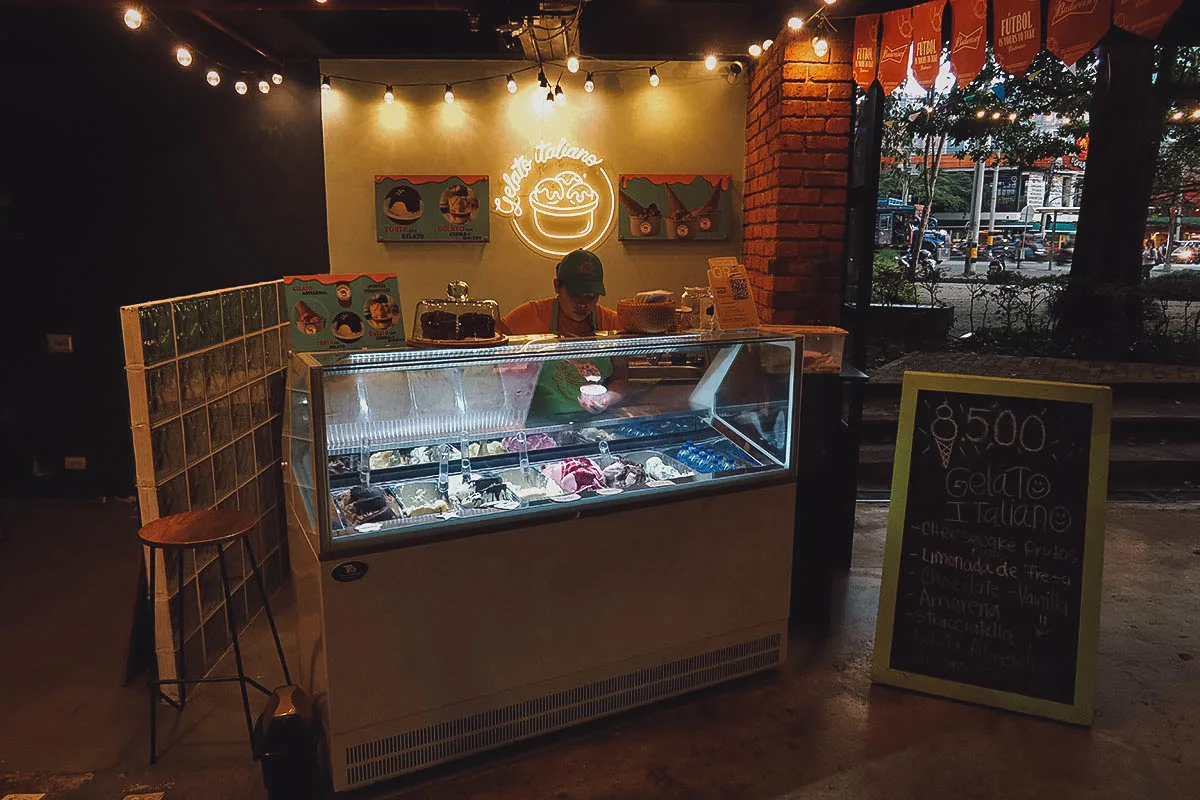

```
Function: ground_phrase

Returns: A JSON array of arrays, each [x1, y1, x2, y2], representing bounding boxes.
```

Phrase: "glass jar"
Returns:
[[680, 286, 715, 331]]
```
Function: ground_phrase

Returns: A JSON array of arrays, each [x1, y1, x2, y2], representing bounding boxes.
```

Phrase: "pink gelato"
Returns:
[[502, 433, 558, 453], [543, 458, 607, 494]]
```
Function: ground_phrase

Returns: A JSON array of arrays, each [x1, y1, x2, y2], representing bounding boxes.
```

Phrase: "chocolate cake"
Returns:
[[457, 312, 496, 339], [420, 310, 458, 340]]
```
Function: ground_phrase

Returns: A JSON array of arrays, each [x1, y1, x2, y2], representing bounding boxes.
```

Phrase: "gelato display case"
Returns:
[[284, 330, 801, 791]]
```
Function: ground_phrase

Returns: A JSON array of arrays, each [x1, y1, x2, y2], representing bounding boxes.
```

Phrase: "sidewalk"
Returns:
[[938, 256, 1069, 282]]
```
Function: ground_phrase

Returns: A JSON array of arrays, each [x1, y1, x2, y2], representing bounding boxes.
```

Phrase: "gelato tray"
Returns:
[[448, 473, 520, 511], [393, 480, 453, 518], [333, 485, 403, 527], [619, 450, 694, 482], [499, 467, 563, 502]]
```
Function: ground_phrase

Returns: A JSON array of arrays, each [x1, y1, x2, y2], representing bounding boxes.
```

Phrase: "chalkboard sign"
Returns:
[[873, 372, 1112, 724]]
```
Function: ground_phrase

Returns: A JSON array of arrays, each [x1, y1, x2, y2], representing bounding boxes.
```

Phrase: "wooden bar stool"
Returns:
[[139, 509, 291, 764]]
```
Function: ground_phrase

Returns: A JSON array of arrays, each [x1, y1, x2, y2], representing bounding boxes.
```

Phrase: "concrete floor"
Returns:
[[0, 499, 1197, 799]]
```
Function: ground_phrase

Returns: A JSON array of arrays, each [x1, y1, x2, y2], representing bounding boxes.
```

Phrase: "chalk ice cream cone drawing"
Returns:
[[529, 170, 600, 239], [930, 401, 959, 469], [663, 184, 695, 240], [619, 190, 662, 237]]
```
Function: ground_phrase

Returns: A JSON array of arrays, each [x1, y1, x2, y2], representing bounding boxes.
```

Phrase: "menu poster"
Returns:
[[618, 175, 733, 241], [284, 273, 405, 353], [707, 257, 761, 330], [873, 372, 1112, 725], [375, 175, 489, 243]]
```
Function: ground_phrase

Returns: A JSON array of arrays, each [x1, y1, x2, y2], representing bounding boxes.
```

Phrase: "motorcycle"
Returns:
[[986, 252, 1007, 282], [899, 250, 939, 280]]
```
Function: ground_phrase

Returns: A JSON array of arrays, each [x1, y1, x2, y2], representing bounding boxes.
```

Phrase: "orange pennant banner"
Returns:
[[1047, 0, 1112, 65], [994, 0, 1041, 76], [949, 0, 988, 88], [1114, 0, 1183, 39], [853, 14, 882, 88], [911, 1, 946, 90], [878, 9, 913, 95]]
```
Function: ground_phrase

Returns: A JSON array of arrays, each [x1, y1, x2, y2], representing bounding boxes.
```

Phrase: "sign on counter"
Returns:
[[872, 371, 1111, 724], [284, 273, 405, 353], [375, 175, 489, 243], [707, 257, 760, 330]]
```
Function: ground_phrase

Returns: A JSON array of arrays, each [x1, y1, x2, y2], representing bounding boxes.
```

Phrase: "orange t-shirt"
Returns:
[[501, 297, 618, 336]]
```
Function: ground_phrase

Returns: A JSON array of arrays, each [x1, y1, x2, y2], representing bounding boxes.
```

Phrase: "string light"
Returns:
[[206, 69, 220, 87], [271, 73, 283, 85], [321, 74, 331, 92], [975, 109, 986, 118], [704, 55, 717, 71], [544, 90, 555, 108], [123, 8, 143, 30], [648, 67, 660, 87], [234, 80, 248, 95], [788, 16, 803, 31], [763, 39, 774, 51], [538, 70, 548, 88], [1192, 109, 1200, 119], [384, 84, 394, 104], [748, 43, 762, 57], [444, 84, 455, 103], [823, 0, 838, 5], [567, 54, 580, 74], [584, 72, 595, 93], [554, 83, 565, 105], [1007, 112, 1017, 121], [506, 74, 518, 93], [258, 78, 270, 94], [1172, 110, 1184, 120], [812, 36, 829, 57], [176, 47, 192, 67]]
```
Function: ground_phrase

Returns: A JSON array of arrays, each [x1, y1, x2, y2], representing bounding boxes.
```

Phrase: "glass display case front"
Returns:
[[284, 330, 799, 552]]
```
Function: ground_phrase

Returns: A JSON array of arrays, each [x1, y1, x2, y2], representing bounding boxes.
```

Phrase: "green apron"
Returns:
[[528, 299, 614, 420]]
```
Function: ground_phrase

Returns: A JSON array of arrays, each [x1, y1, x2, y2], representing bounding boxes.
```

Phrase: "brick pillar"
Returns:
[[743, 29, 854, 324]]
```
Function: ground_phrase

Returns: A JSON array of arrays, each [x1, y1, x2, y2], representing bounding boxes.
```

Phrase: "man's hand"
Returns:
[[579, 389, 619, 414]]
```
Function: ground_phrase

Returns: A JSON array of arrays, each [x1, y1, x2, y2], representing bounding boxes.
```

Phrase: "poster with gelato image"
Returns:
[[618, 175, 733, 241], [375, 175, 489, 243], [284, 273, 406, 353]]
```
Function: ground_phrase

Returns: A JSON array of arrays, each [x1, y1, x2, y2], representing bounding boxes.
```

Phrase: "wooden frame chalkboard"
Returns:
[[872, 371, 1112, 725]]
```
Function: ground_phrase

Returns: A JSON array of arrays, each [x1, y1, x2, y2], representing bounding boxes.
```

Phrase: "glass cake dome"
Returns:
[[411, 281, 503, 344]]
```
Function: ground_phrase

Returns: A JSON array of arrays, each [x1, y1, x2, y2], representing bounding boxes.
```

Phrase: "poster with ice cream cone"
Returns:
[[284, 273, 405, 353], [618, 175, 733, 241]]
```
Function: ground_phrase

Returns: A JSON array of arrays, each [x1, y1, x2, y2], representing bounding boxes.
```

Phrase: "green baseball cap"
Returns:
[[556, 249, 606, 296]]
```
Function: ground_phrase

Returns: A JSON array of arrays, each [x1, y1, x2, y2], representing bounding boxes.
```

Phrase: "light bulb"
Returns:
[[235, 80, 248, 95], [763, 39, 774, 51], [748, 43, 762, 57], [824, 0, 838, 5], [316, 0, 328, 3], [206, 69, 220, 87], [1007, 112, 1017, 121], [506, 74, 517, 93], [812, 36, 829, 58], [271, 73, 283, 85], [567, 54, 580, 73], [788, 16, 803, 31], [320, 74, 331, 91], [584, 72, 595, 93], [1192, 108, 1200, 119], [648, 67, 659, 87], [258, 79, 270, 94], [384, 84, 394, 104], [444, 84, 455, 103], [991, 111, 1001, 120], [975, 109, 986, 118], [704, 54, 717, 71], [554, 84, 565, 105], [176, 47, 192, 67], [123, 8, 143, 29], [538, 69, 548, 88], [545, 90, 555, 108], [1061, 116, 1071, 124], [1172, 110, 1184, 120]]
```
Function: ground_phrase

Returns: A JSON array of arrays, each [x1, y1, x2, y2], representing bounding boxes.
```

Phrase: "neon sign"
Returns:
[[494, 137, 616, 258]]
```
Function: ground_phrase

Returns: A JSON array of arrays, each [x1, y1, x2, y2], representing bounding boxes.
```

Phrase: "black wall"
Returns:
[[1, 10, 329, 497]]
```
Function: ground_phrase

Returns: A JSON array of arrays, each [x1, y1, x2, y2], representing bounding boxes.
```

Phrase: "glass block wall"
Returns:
[[121, 281, 288, 688]]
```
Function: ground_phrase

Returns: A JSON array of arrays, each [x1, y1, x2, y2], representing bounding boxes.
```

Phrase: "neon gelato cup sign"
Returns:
[[494, 138, 616, 258]]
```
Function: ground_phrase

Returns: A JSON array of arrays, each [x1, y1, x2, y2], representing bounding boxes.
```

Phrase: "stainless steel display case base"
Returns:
[[289, 481, 795, 792]]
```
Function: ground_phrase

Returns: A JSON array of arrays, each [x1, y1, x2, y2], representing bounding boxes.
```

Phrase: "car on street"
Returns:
[[1003, 239, 1047, 262]]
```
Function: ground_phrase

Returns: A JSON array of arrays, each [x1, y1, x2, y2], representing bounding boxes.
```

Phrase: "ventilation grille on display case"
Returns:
[[121, 280, 290, 687], [343, 633, 782, 789]]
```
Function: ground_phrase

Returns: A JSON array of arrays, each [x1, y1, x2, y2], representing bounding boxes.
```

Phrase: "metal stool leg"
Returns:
[[216, 545, 257, 759], [243, 536, 292, 684], [147, 545, 159, 765], [177, 549, 187, 708]]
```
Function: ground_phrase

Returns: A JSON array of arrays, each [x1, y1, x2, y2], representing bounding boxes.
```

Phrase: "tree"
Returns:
[[1151, 47, 1200, 258]]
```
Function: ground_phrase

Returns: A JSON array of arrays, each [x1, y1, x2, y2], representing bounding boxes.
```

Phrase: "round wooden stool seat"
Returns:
[[138, 509, 256, 549]]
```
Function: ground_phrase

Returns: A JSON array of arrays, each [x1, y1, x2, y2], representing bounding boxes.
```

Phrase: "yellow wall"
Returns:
[[320, 59, 747, 320]]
